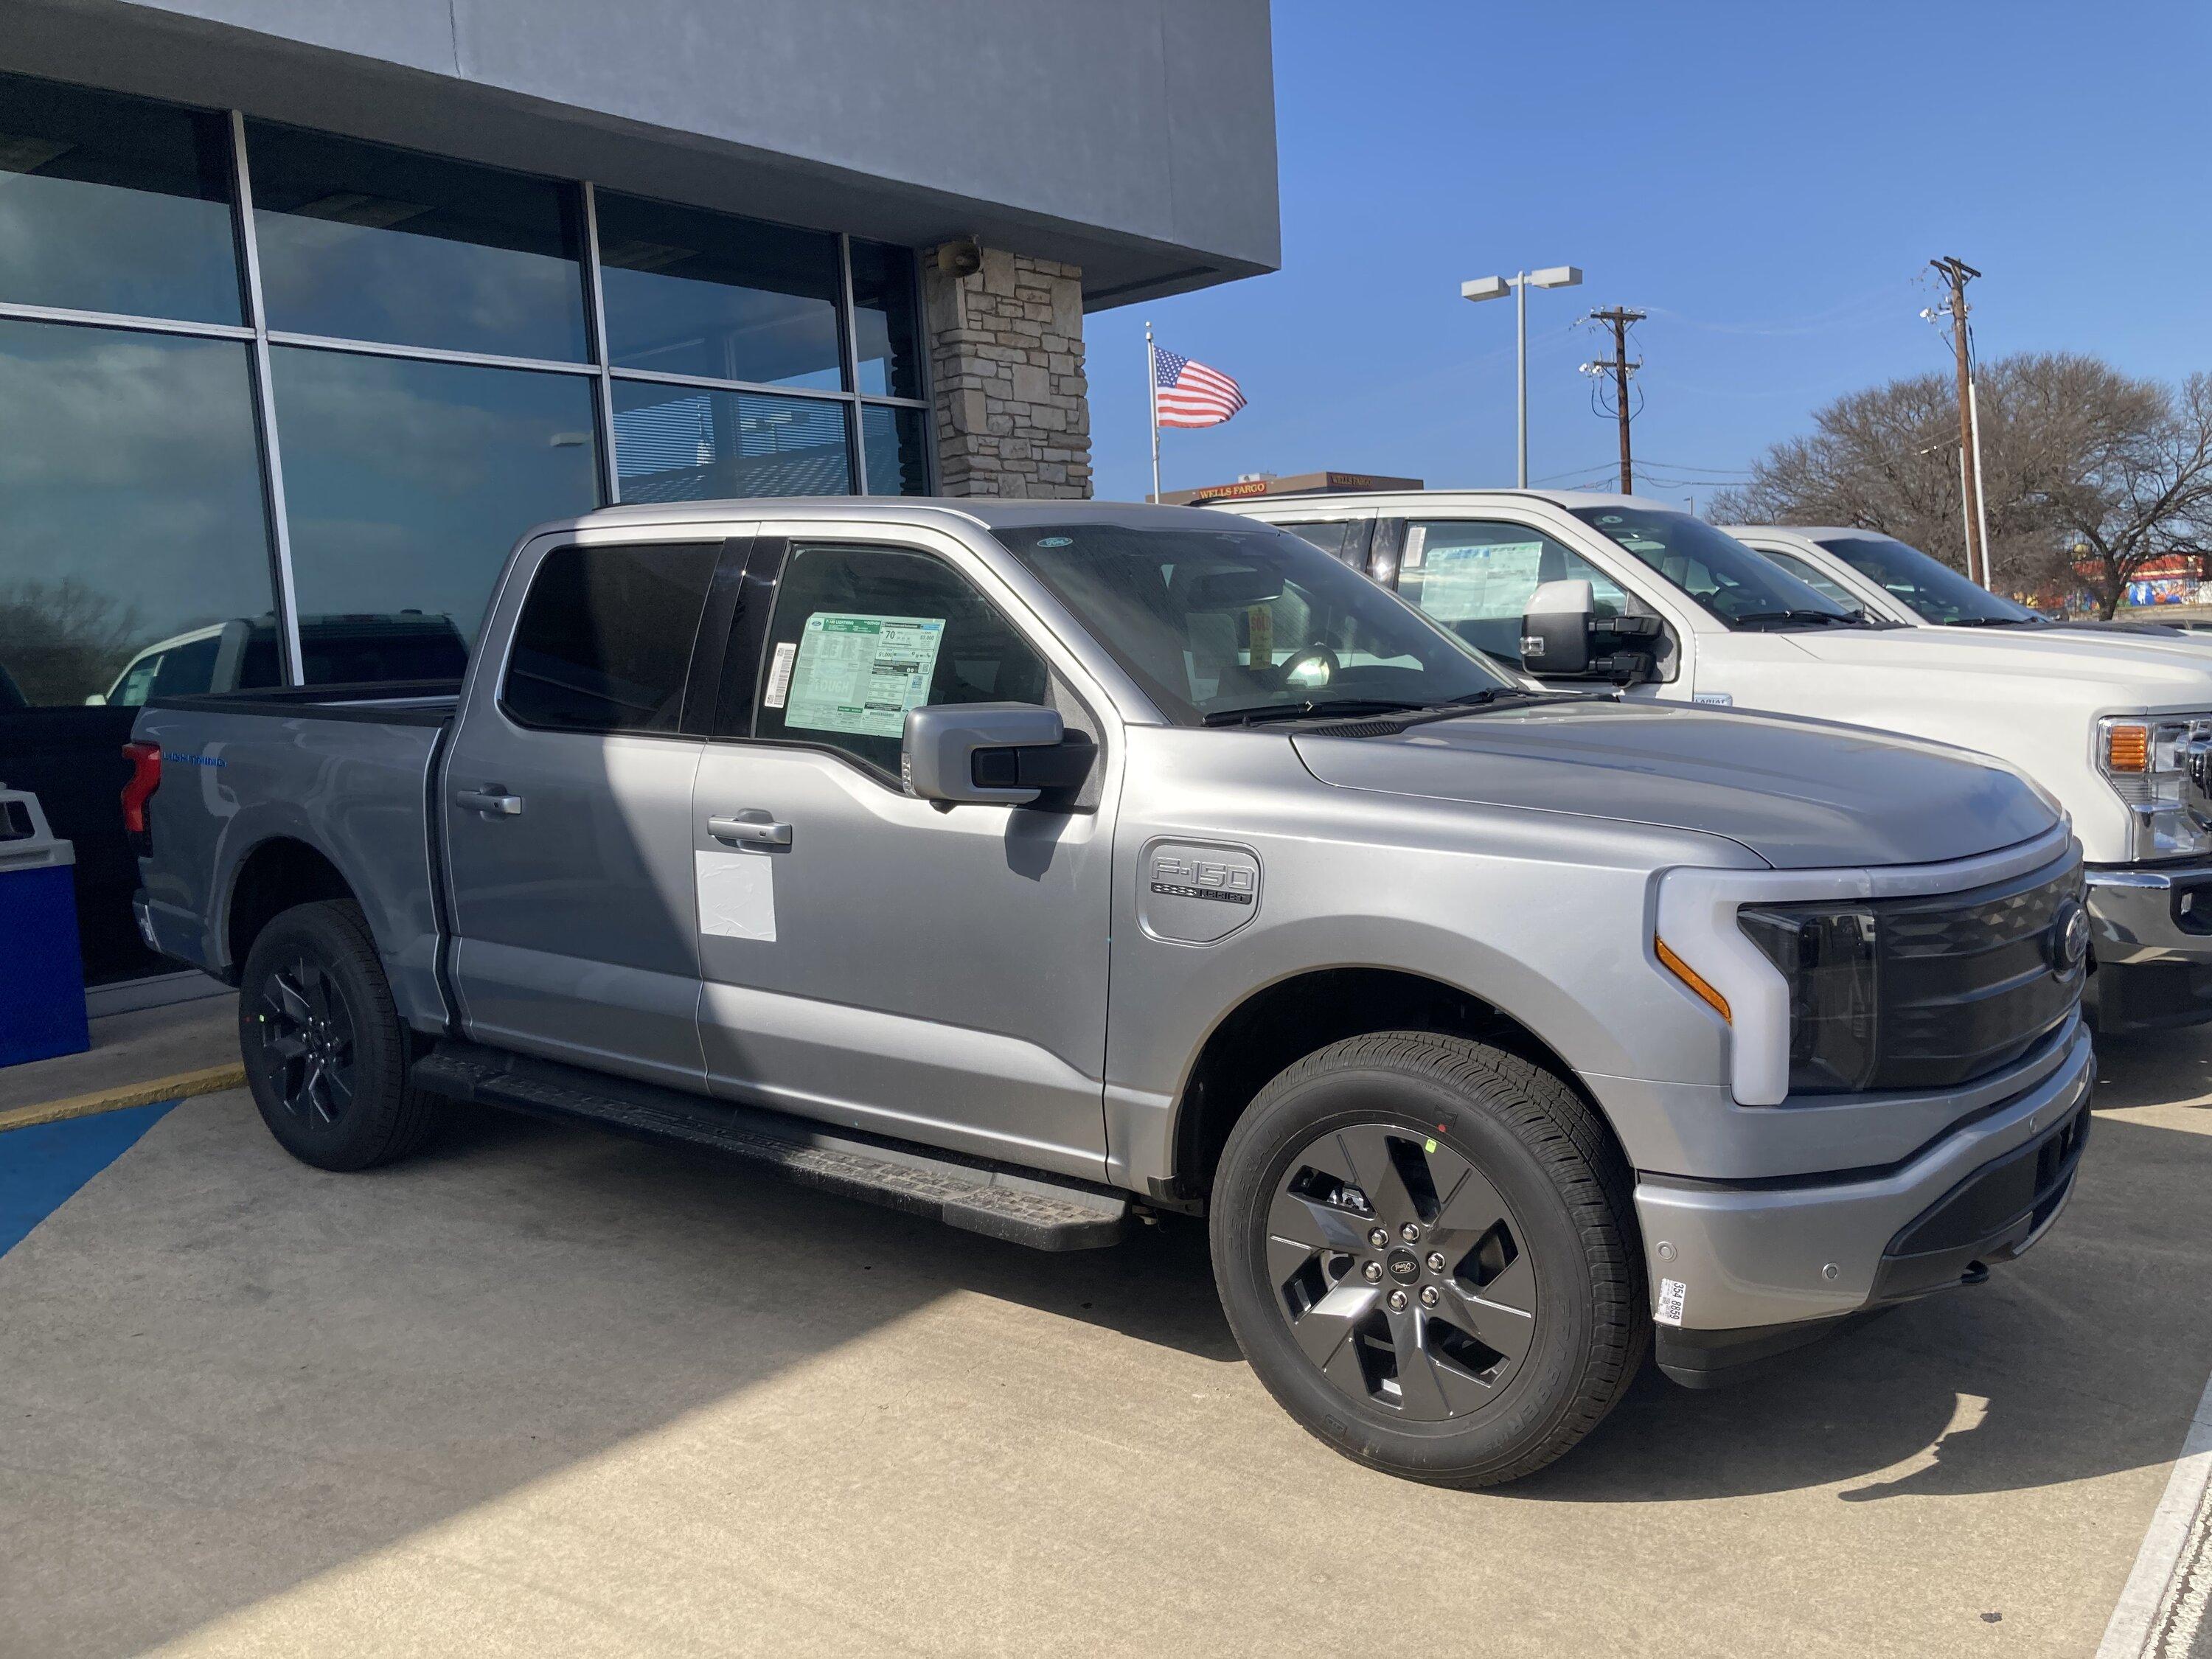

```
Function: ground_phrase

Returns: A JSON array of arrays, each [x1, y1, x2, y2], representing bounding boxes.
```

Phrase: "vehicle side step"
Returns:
[[411, 1041, 1129, 1251]]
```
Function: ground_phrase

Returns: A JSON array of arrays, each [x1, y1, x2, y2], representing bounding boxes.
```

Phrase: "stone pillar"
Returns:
[[922, 245, 1091, 498]]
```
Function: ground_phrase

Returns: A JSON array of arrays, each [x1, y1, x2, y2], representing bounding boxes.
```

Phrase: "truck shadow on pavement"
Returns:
[[4, 1070, 2207, 1657]]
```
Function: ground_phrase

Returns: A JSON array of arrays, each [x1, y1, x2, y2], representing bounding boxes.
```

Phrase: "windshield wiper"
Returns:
[[1202, 696, 1436, 727], [1728, 608, 1863, 630], [1941, 616, 2041, 627]]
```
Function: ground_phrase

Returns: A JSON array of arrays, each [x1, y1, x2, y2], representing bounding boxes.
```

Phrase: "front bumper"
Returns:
[[2085, 860, 2212, 1031], [1632, 1023, 2093, 1381]]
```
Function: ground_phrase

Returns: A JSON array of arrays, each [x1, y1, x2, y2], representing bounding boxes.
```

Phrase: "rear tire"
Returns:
[[1209, 1032, 1646, 1486], [238, 899, 441, 1172]]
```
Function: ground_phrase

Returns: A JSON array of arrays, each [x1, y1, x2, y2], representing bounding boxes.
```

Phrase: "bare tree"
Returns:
[[2039, 369, 2212, 617], [1711, 353, 2212, 615]]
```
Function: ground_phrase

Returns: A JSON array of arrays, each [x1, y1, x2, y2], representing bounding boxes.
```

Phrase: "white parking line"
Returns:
[[2101, 1368, 2212, 1659]]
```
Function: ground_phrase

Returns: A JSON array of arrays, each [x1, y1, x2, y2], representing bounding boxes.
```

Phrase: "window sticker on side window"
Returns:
[[1415, 540, 1545, 622], [783, 612, 945, 739]]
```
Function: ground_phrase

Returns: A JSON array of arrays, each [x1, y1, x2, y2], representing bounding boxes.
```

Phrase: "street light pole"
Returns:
[[1463, 265, 1582, 488], [1515, 271, 1528, 487]]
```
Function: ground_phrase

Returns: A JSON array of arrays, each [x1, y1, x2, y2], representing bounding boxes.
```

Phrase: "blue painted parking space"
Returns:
[[0, 1102, 179, 1259]]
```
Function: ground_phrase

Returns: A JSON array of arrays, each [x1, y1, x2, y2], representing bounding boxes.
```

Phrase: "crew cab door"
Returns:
[[1382, 513, 1693, 699], [686, 527, 1116, 1180], [442, 533, 742, 1089]]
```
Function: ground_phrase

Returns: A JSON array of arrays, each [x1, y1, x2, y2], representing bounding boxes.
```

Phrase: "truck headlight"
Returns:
[[1736, 904, 1880, 1093], [2097, 714, 2212, 860]]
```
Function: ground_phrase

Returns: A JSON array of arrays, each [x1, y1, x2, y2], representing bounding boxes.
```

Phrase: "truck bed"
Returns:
[[131, 680, 463, 1031]]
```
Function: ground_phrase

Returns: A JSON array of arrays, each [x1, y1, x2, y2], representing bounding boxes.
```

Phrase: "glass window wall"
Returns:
[[597, 191, 844, 389], [1, 71, 934, 700], [0, 318, 274, 706], [613, 382, 853, 501], [271, 347, 602, 669], [246, 122, 591, 362], [849, 239, 922, 400], [860, 403, 931, 496], [0, 72, 243, 324]]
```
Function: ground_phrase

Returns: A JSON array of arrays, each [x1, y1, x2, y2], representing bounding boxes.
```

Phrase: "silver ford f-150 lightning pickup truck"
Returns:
[[129, 499, 2093, 1486]]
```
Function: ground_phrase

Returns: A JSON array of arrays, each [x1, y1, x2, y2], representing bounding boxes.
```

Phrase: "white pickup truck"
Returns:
[[1222, 490, 2212, 1033]]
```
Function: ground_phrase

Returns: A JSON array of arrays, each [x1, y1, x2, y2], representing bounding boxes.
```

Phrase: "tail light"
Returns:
[[121, 740, 162, 844]]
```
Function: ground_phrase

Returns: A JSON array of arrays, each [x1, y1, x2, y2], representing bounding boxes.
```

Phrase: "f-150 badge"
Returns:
[[1140, 841, 1262, 944]]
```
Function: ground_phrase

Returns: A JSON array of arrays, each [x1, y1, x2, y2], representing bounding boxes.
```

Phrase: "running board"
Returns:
[[411, 1041, 1129, 1251]]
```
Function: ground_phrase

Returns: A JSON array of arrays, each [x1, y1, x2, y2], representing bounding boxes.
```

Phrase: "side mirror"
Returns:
[[1520, 580, 1595, 675], [903, 702, 1095, 807], [1520, 581, 1661, 686]]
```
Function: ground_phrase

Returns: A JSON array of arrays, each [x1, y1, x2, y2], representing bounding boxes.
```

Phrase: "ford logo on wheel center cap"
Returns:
[[2051, 900, 2090, 974]]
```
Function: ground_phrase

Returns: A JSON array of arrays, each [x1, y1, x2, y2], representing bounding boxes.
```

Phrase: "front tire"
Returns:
[[238, 900, 440, 1172], [1210, 1032, 1646, 1486]]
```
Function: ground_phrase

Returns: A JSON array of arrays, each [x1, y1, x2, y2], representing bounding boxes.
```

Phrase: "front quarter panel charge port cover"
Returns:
[[1140, 839, 1262, 945]]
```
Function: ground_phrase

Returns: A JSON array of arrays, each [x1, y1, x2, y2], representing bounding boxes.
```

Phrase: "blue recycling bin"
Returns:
[[0, 787, 91, 1068]]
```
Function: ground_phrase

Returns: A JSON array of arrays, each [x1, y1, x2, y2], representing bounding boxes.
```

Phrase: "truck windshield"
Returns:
[[993, 520, 1518, 723], [1815, 534, 2042, 626], [1567, 506, 1865, 630]]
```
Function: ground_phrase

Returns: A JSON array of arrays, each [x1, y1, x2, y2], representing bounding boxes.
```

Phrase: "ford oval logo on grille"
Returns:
[[2051, 900, 2090, 974]]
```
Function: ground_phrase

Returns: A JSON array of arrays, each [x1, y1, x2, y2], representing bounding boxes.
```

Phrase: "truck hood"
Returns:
[[1784, 625, 2212, 703], [1291, 700, 2057, 869]]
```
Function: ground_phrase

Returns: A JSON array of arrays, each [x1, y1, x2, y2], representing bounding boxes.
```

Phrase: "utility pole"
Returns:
[[1582, 306, 1645, 494], [1929, 257, 1985, 585]]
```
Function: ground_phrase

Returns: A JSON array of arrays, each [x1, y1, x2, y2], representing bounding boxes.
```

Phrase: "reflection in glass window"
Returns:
[[597, 192, 842, 389], [0, 319, 274, 706], [0, 72, 242, 324], [613, 383, 852, 500], [246, 122, 589, 361], [503, 543, 719, 733], [849, 240, 922, 399], [271, 347, 602, 678], [860, 404, 931, 495]]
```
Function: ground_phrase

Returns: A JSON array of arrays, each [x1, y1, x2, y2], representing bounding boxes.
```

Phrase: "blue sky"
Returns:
[[1090, 1, 2212, 507]]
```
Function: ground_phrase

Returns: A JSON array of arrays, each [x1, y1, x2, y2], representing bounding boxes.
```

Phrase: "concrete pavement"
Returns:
[[0, 1032, 2208, 1658]]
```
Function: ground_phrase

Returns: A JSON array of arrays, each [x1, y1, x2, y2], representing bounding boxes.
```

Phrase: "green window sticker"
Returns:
[[783, 612, 946, 740], [1416, 540, 1545, 622]]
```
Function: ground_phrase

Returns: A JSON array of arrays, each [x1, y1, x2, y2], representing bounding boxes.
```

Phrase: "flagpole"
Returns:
[[1146, 320, 1162, 504]]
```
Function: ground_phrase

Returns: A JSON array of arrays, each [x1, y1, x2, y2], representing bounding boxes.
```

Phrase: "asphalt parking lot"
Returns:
[[1, 1032, 2208, 1658]]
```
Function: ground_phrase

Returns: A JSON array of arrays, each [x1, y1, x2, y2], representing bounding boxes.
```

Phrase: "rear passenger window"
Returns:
[[748, 543, 1051, 779], [502, 543, 719, 733]]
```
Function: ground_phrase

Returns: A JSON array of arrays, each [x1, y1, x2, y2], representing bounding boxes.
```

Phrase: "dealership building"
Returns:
[[0, 0, 1279, 987]]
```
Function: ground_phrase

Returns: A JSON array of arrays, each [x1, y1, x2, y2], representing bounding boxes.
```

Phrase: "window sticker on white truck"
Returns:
[[695, 849, 776, 942], [784, 612, 945, 740], [1414, 540, 1546, 623]]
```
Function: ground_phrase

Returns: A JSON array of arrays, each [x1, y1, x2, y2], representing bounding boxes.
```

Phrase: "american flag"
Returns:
[[1154, 347, 1247, 428]]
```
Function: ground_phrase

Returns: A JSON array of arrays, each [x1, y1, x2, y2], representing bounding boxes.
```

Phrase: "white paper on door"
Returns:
[[695, 849, 776, 942]]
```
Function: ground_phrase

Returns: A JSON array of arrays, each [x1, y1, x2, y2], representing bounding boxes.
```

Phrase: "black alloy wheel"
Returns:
[[1268, 1122, 1536, 1422], [1210, 1032, 1646, 1486], [237, 899, 442, 1172], [254, 954, 359, 1130]]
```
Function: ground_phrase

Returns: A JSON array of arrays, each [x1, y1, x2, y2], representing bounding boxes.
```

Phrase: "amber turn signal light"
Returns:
[[2104, 723, 2150, 773], [1655, 937, 1731, 1023]]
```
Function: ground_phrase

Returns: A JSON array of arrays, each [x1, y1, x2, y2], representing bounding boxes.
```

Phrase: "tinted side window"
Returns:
[[751, 543, 1050, 779], [1399, 520, 1627, 666], [502, 543, 719, 734]]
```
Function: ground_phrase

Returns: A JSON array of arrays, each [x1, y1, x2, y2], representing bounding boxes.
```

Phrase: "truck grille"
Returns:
[[1874, 857, 2085, 1091]]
